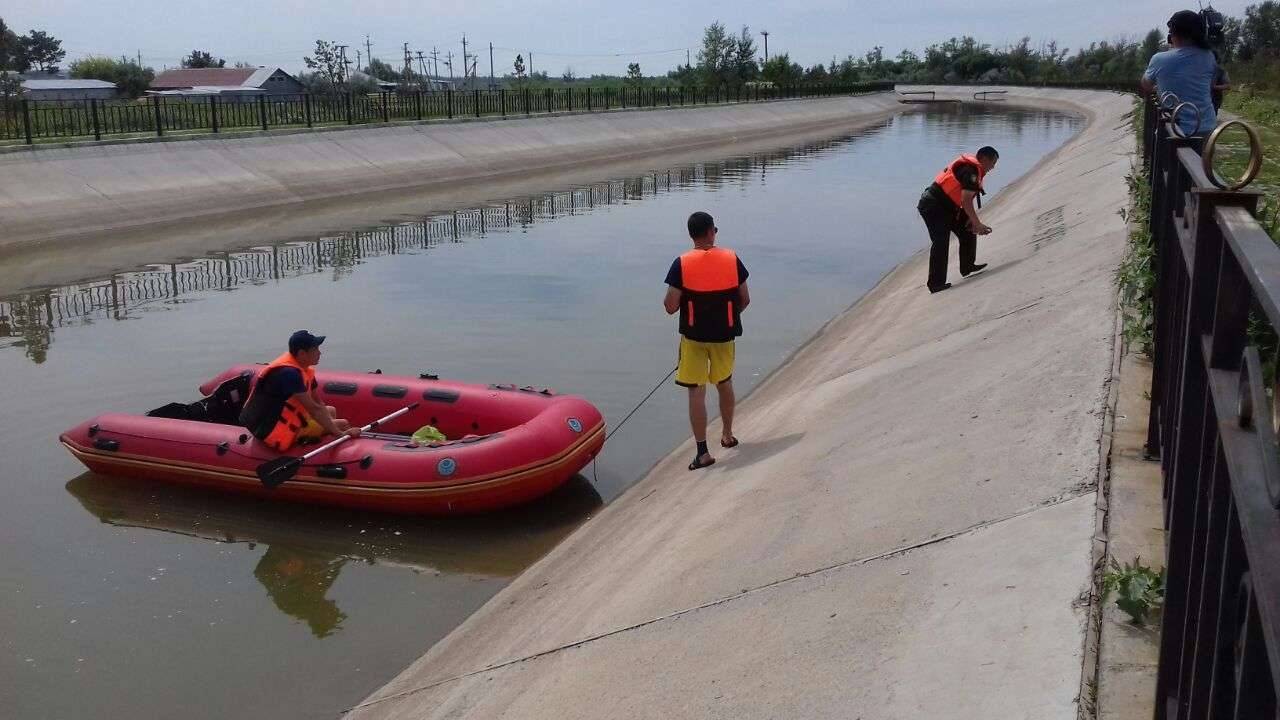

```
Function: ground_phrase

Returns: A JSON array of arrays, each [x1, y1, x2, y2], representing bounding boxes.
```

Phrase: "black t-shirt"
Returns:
[[664, 256, 750, 289], [261, 367, 307, 398]]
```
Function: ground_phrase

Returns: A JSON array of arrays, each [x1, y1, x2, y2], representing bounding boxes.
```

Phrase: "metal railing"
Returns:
[[0, 82, 895, 145], [1141, 92, 1280, 718]]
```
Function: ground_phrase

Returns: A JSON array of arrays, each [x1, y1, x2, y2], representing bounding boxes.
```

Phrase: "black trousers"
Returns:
[[918, 198, 977, 289]]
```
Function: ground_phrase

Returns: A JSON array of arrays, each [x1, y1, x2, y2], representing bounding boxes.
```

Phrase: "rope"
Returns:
[[593, 366, 677, 483]]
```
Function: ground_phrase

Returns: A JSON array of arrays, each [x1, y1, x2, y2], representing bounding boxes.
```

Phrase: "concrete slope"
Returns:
[[0, 94, 901, 250], [344, 87, 1134, 719]]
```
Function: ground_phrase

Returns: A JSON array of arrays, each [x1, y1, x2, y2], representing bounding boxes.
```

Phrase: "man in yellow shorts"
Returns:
[[664, 211, 750, 471]]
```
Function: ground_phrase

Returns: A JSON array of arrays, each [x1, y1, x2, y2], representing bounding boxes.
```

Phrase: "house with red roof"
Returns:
[[150, 67, 305, 96]]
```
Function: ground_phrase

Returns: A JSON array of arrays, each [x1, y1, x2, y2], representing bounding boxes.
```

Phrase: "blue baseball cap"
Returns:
[[288, 330, 325, 353]]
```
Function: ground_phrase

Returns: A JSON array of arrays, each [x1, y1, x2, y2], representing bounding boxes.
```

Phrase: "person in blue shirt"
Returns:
[[1141, 10, 1218, 141]]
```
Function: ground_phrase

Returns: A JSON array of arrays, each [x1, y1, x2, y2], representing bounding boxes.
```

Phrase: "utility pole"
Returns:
[[416, 51, 429, 87], [337, 44, 350, 82], [403, 42, 413, 86], [686, 48, 691, 68], [356, 50, 362, 72], [761, 31, 769, 62], [489, 42, 495, 89], [445, 51, 454, 84], [137, 49, 142, 66], [430, 47, 440, 80], [529, 52, 533, 78], [461, 35, 470, 89], [365, 34, 374, 66]]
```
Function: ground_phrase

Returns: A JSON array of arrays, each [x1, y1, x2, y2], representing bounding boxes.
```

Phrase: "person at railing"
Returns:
[[917, 147, 998, 293], [1140, 10, 1218, 142], [664, 211, 750, 471], [239, 330, 360, 452], [1211, 51, 1231, 112]]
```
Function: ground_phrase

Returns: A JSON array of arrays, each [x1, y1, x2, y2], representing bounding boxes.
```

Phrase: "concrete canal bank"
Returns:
[[342, 87, 1135, 718], [0, 93, 902, 254]]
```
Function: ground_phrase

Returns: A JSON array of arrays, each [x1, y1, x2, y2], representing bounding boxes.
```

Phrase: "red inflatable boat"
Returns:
[[60, 365, 606, 514]]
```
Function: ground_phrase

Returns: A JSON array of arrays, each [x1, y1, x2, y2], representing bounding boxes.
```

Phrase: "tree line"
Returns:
[[6, 3, 1280, 106]]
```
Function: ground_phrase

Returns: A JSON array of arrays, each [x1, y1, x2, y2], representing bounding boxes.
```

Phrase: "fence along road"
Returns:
[[2, 83, 893, 145]]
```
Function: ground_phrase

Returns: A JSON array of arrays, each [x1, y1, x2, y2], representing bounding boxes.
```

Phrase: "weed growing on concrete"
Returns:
[[1116, 162, 1155, 354], [1102, 557, 1165, 625]]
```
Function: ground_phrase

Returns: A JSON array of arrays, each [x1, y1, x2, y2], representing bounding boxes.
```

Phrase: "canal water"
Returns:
[[0, 106, 1082, 719]]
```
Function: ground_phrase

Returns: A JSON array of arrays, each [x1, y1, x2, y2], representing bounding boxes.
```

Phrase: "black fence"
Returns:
[[0, 82, 895, 145], [1142, 93, 1280, 717]]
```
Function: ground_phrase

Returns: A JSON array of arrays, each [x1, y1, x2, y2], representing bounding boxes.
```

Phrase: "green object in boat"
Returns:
[[411, 425, 447, 444]]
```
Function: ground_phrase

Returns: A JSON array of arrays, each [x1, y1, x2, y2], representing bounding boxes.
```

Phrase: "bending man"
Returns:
[[917, 146, 998, 293], [240, 330, 360, 452]]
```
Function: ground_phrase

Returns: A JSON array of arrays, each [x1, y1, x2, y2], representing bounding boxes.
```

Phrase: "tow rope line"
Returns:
[[593, 366, 677, 483]]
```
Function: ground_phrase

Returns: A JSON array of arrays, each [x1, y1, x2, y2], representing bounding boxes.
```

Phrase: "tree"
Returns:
[[181, 50, 225, 69], [69, 56, 154, 98], [0, 17, 29, 72], [304, 40, 345, 85], [20, 29, 63, 72], [761, 53, 803, 86], [697, 21, 736, 86], [513, 53, 527, 86], [0, 70, 20, 109], [626, 62, 642, 86], [732, 26, 759, 84], [364, 57, 399, 81], [562, 66, 576, 82], [1241, 1, 1280, 58]]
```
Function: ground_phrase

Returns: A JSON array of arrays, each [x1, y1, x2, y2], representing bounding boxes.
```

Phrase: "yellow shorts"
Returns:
[[675, 337, 735, 388]]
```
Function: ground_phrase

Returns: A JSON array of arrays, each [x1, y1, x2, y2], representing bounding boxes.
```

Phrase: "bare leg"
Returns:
[[716, 379, 736, 444], [688, 385, 712, 463]]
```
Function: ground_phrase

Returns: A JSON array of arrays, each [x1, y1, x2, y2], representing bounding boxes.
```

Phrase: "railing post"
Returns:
[[380, 92, 389, 123], [500, 88, 506, 117], [258, 94, 269, 131], [545, 87, 552, 113], [666, 86, 671, 107], [567, 86, 572, 111], [21, 98, 33, 144], [475, 89, 481, 117], [604, 87, 610, 110], [210, 96, 220, 133], [621, 86, 626, 109], [415, 91, 423, 121], [303, 93, 312, 128], [152, 95, 164, 136], [447, 88, 454, 119], [524, 87, 530, 116], [90, 98, 102, 141], [586, 87, 592, 112], [345, 93, 353, 125]]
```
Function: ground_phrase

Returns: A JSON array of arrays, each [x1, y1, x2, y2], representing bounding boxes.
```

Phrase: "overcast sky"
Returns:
[[11, 1, 1258, 78]]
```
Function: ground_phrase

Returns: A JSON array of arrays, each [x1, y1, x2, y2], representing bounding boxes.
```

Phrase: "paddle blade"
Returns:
[[257, 456, 303, 488]]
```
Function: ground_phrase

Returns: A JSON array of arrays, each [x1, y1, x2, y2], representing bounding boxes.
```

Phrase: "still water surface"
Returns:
[[1, 106, 1081, 718]]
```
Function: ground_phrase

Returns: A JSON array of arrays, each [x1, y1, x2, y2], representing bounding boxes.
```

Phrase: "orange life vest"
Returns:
[[239, 352, 319, 452], [932, 154, 986, 210], [677, 246, 742, 343]]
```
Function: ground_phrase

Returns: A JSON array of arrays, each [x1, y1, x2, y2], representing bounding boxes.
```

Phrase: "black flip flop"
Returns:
[[720, 436, 739, 449], [688, 455, 717, 471]]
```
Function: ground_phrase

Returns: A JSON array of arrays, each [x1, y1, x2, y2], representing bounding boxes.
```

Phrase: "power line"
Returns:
[[490, 45, 689, 58]]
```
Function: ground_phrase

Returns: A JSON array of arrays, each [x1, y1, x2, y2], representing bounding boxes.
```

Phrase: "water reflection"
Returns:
[[0, 124, 905, 365], [65, 473, 603, 636]]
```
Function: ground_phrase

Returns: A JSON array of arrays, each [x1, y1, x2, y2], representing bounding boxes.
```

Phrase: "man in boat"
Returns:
[[917, 146, 998, 293], [239, 330, 360, 452], [664, 211, 750, 471]]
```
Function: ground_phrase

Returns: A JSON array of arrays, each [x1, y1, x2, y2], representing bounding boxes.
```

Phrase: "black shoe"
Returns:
[[960, 263, 988, 277], [928, 283, 952, 294]]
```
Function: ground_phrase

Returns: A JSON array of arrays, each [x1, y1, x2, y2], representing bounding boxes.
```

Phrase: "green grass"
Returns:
[[1220, 87, 1280, 239]]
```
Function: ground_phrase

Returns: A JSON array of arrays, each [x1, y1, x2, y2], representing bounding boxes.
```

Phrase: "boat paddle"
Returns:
[[256, 403, 419, 489]]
